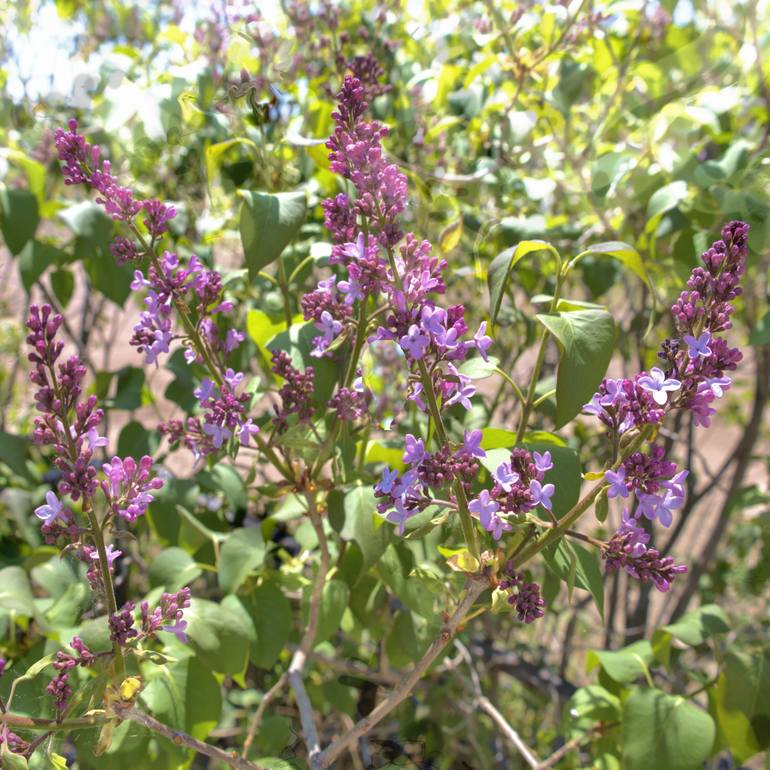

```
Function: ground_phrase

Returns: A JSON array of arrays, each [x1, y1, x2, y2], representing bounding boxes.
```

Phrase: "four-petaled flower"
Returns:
[[493, 461, 519, 491], [604, 467, 629, 499], [403, 434, 426, 465], [203, 422, 232, 449], [529, 479, 555, 511], [35, 491, 64, 525], [161, 619, 189, 643], [462, 430, 486, 459], [638, 367, 681, 406], [469, 490, 511, 539], [533, 451, 553, 474], [237, 419, 260, 446], [399, 324, 429, 360], [683, 331, 712, 358], [194, 378, 216, 404], [376, 468, 399, 495]]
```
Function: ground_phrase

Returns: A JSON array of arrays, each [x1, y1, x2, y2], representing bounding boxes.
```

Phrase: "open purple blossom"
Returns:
[[403, 434, 426, 465], [34, 491, 65, 526], [684, 331, 712, 358], [604, 467, 629, 499], [533, 451, 553, 474], [469, 490, 511, 540], [493, 461, 519, 492], [462, 430, 486, 459], [637, 367, 681, 405], [529, 479, 555, 511]]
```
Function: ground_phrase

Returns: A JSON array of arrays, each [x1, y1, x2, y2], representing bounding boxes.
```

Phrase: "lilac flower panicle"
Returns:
[[498, 564, 546, 623], [587, 222, 748, 590]]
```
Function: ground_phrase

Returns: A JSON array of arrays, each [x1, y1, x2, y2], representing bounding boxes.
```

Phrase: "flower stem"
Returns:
[[511, 424, 653, 567]]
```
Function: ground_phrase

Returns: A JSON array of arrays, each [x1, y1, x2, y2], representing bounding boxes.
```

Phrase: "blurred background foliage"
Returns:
[[1, 0, 770, 768]]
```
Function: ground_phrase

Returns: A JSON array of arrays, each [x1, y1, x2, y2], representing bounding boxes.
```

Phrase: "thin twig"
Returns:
[[121, 708, 264, 770], [455, 640, 541, 769], [287, 489, 331, 769], [240, 672, 288, 758], [316, 577, 487, 769]]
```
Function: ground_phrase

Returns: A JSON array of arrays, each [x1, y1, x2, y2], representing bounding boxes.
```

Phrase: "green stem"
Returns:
[[85, 501, 125, 678], [512, 424, 654, 568], [417, 360, 480, 561], [515, 268, 564, 443], [0, 712, 107, 732], [277, 253, 293, 329]]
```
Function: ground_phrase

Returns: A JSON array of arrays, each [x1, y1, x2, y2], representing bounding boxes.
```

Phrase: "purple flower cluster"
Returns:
[[271, 350, 315, 432], [110, 589, 192, 648], [140, 588, 192, 643], [317, 77, 496, 536], [47, 636, 96, 712], [498, 563, 546, 623], [102, 456, 165, 522], [589, 222, 748, 591], [374, 430, 483, 534], [603, 514, 687, 592], [129, 251, 238, 367], [327, 378, 371, 421], [469, 449, 556, 540], [26, 302, 170, 673], [604, 445, 687, 527], [56, 121, 253, 466], [55, 119, 175, 248], [28, 305, 103, 502], [28, 305, 164, 547]]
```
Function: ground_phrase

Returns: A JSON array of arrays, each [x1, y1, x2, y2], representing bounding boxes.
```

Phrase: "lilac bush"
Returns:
[[0, 28, 757, 768]]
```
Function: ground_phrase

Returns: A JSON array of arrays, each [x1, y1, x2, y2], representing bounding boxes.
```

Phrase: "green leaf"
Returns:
[[332, 486, 390, 571], [112, 366, 146, 410], [149, 548, 203, 592], [246, 309, 286, 362], [708, 672, 764, 763], [647, 180, 688, 220], [238, 190, 307, 280], [458, 355, 500, 380], [543, 541, 604, 617], [310, 579, 350, 646], [50, 267, 75, 307], [117, 420, 159, 458], [184, 598, 253, 675], [723, 650, 770, 727], [566, 685, 621, 727], [749, 310, 770, 346], [18, 241, 64, 292], [198, 464, 248, 510], [623, 688, 715, 770], [245, 581, 292, 669], [488, 240, 560, 326], [60, 202, 132, 305], [140, 656, 222, 741], [591, 152, 632, 198], [0, 566, 34, 615], [536, 310, 616, 428], [653, 603, 729, 654], [218, 527, 266, 593], [576, 241, 649, 287], [587, 640, 654, 684], [0, 431, 29, 477], [0, 187, 39, 255]]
